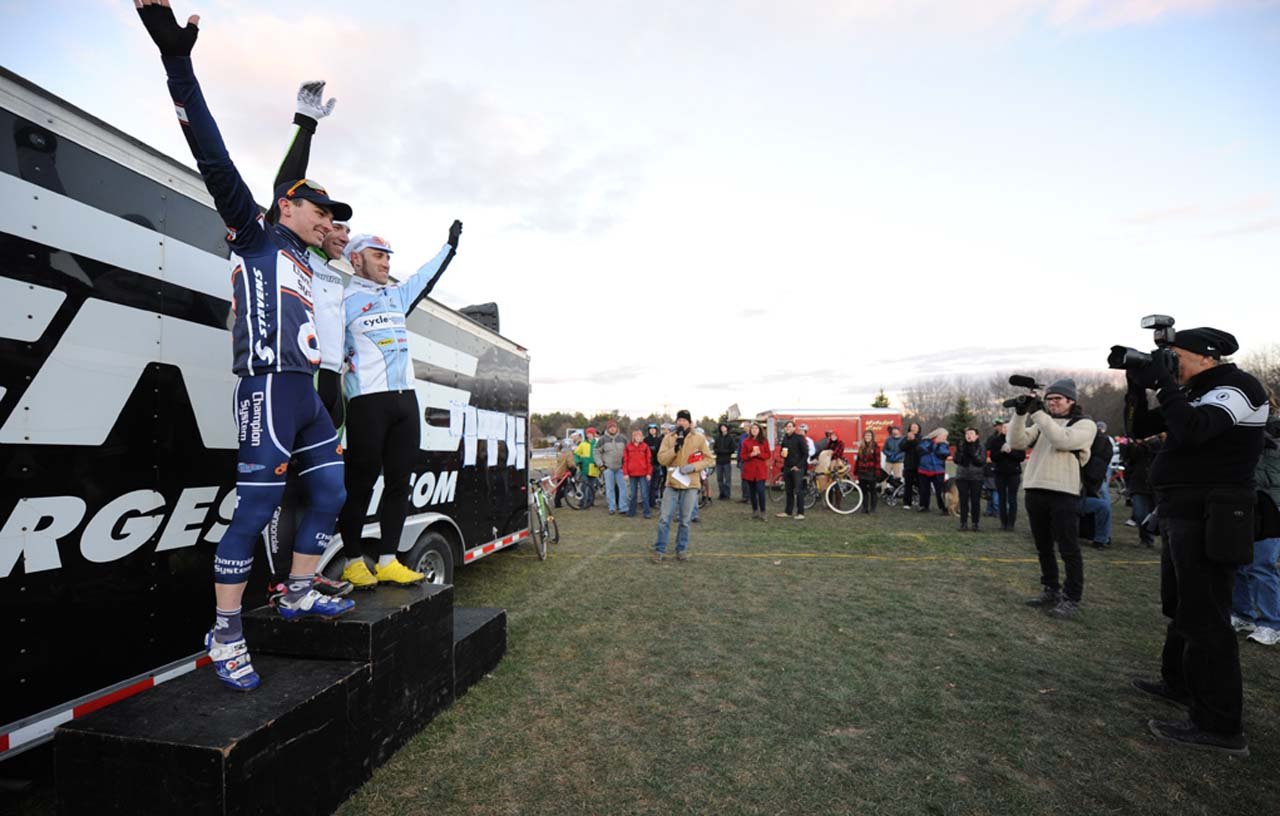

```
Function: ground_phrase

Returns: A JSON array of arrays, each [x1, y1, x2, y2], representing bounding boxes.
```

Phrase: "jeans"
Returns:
[[858, 477, 878, 513], [1233, 537, 1280, 630], [627, 476, 650, 517], [1025, 489, 1084, 602], [1131, 492, 1156, 545], [654, 488, 698, 554], [985, 485, 1000, 515], [994, 473, 1020, 529], [740, 463, 748, 500], [746, 479, 766, 512], [957, 479, 982, 526], [785, 469, 806, 515], [1158, 512, 1243, 734], [602, 468, 626, 512], [582, 474, 596, 507], [1082, 493, 1112, 544], [716, 462, 733, 499], [917, 473, 945, 511], [903, 468, 918, 506], [650, 467, 664, 508]]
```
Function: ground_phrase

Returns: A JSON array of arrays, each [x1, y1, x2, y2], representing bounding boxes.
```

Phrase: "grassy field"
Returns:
[[338, 486, 1280, 816]]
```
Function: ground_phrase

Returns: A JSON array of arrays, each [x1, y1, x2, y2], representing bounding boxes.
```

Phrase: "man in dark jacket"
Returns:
[[986, 419, 1026, 531], [776, 421, 810, 520], [1126, 327, 1267, 757], [1122, 434, 1163, 547], [645, 423, 664, 510], [900, 425, 923, 509], [713, 423, 738, 500]]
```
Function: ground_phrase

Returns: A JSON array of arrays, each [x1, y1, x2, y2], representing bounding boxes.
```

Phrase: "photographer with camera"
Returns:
[[1117, 324, 1267, 756], [1008, 379, 1097, 620]]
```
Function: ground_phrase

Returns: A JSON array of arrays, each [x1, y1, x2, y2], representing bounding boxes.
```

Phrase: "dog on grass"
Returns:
[[942, 477, 959, 516]]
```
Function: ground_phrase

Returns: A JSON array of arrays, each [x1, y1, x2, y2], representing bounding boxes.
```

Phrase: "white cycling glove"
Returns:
[[296, 80, 337, 120]]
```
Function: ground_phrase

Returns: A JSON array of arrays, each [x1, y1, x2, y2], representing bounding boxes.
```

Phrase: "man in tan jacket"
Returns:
[[1009, 378, 1097, 619], [652, 410, 714, 562]]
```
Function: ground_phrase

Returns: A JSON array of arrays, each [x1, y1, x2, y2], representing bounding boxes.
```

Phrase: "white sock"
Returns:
[[377, 554, 396, 569], [347, 557, 365, 569]]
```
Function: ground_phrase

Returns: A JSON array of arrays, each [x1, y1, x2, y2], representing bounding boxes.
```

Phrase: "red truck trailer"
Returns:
[[755, 407, 903, 483]]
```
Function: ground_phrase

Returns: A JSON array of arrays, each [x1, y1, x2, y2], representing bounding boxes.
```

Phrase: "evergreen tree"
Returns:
[[947, 395, 976, 443], [872, 389, 890, 408]]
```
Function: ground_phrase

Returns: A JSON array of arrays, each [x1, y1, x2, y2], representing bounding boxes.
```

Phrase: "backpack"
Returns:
[[1068, 416, 1112, 499]]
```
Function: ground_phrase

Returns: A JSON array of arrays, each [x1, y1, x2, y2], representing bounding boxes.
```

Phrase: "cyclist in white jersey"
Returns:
[[337, 224, 462, 588]]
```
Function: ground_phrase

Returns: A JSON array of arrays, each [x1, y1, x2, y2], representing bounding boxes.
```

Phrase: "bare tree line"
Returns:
[[898, 343, 1280, 434]]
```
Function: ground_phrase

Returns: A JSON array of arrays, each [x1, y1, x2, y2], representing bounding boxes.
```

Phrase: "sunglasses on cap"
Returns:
[[284, 178, 329, 198]]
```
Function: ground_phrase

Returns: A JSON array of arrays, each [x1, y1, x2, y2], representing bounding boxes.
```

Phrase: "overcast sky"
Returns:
[[4, 0, 1278, 419]]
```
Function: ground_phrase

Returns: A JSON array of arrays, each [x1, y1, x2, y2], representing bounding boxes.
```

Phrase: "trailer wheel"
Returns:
[[404, 531, 454, 586]]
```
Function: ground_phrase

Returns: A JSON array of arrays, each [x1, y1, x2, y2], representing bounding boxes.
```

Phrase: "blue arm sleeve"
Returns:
[[161, 56, 265, 254], [396, 242, 456, 314]]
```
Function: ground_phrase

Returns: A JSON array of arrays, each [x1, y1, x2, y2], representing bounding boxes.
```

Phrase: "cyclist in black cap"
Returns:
[[1125, 326, 1267, 756]]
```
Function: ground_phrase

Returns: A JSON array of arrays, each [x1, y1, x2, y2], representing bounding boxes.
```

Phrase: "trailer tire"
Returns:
[[403, 531, 454, 586]]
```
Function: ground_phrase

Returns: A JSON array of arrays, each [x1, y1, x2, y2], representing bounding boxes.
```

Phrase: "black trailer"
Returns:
[[0, 66, 532, 758]]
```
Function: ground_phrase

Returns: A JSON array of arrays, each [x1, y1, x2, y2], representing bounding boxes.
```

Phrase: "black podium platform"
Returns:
[[243, 583, 454, 765], [53, 585, 507, 815], [453, 607, 507, 698], [55, 654, 370, 816]]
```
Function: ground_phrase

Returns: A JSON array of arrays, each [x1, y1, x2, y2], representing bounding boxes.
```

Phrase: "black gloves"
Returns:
[[448, 220, 463, 249], [1025, 396, 1044, 415], [1127, 351, 1177, 392], [137, 1, 200, 57], [1014, 395, 1031, 415]]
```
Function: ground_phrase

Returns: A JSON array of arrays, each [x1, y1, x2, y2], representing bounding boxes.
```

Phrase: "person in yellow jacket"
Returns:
[[652, 410, 714, 563], [574, 427, 601, 508]]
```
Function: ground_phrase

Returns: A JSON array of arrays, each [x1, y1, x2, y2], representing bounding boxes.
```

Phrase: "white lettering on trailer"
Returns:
[[0, 299, 236, 448], [0, 496, 87, 575], [155, 486, 222, 552], [81, 490, 165, 563], [0, 488, 232, 578], [431, 471, 458, 505], [0, 278, 65, 342]]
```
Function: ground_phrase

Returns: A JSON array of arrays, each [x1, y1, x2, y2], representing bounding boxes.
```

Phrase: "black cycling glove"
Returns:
[[137, 2, 200, 57]]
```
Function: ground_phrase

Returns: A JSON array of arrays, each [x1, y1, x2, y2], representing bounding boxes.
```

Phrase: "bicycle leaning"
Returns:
[[528, 474, 564, 560]]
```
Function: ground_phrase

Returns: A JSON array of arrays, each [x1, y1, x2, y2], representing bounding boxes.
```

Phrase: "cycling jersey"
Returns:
[[163, 56, 324, 377], [342, 244, 454, 398], [310, 254, 347, 373]]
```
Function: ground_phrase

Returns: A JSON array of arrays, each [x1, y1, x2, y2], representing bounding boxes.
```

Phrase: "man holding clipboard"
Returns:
[[652, 410, 714, 563]]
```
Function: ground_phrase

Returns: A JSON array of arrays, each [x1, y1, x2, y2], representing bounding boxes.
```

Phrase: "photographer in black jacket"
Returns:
[[986, 419, 1025, 531], [1125, 327, 1267, 756]]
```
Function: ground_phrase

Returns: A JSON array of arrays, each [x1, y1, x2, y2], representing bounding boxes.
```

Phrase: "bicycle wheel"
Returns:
[[546, 514, 560, 545], [825, 479, 863, 514], [1109, 477, 1127, 505], [768, 481, 787, 503], [803, 481, 821, 511], [883, 482, 902, 507], [564, 477, 584, 510], [531, 494, 549, 560]]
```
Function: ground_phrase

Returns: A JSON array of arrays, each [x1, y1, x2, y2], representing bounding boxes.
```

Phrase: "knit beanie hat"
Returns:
[[1045, 378, 1078, 402], [676, 409, 692, 422]]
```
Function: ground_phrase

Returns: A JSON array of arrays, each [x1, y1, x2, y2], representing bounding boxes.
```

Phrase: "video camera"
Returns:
[[1001, 374, 1044, 412], [1107, 315, 1179, 373]]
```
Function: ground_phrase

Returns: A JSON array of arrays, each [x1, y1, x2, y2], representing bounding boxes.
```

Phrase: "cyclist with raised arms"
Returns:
[[337, 224, 463, 589], [136, 0, 354, 692]]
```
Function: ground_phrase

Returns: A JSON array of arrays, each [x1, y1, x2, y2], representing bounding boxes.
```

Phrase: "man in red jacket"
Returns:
[[623, 429, 654, 519]]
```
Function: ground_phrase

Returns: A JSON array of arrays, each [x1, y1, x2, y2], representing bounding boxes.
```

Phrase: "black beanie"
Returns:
[[676, 409, 692, 422], [1172, 327, 1238, 359]]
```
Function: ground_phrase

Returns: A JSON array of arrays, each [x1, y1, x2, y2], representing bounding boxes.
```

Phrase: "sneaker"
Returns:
[[340, 559, 379, 591], [676, 551, 689, 562], [312, 572, 353, 597], [959, 523, 969, 532], [1048, 598, 1079, 619], [917, 506, 929, 513], [276, 589, 355, 620], [651, 551, 665, 563], [1247, 626, 1280, 646], [776, 512, 790, 519], [1148, 718, 1249, 757], [1025, 587, 1062, 607], [204, 629, 260, 691], [1231, 615, 1257, 634], [1130, 677, 1191, 708], [795, 514, 805, 520], [374, 559, 426, 586], [1125, 519, 1137, 527]]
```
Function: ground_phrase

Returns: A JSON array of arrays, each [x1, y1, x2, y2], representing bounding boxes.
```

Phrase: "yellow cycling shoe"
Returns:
[[340, 559, 379, 590], [373, 559, 426, 586]]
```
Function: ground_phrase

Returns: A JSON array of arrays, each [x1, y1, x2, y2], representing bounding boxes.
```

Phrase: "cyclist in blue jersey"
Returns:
[[337, 226, 462, 589], [137, 0, 355, 691]]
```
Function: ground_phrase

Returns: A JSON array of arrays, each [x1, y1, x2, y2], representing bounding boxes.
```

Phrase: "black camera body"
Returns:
[[1001, 374, 1044, 410], [1108, 314, 1179, 373]]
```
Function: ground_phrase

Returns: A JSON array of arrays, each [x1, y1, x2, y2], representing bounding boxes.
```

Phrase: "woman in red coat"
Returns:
[[740, 422, 772, 521], [623, 429, 654, 518]]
